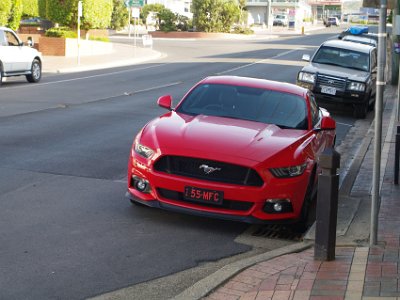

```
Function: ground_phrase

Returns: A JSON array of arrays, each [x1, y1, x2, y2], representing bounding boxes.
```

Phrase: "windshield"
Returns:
[[176, 83, 308, 130], [312, 46, 370, 71]]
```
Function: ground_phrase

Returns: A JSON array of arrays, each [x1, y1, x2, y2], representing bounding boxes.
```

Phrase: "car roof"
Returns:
[[199, 76, 308, 98], [321, 39, 374, 53]]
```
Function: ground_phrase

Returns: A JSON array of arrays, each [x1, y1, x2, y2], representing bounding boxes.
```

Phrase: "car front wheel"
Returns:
[[26, 59, 41, 83], [353, 101, 368, 118]]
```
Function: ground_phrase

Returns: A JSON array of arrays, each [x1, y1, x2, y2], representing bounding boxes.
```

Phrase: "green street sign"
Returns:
[[125, 0, 143, 7]]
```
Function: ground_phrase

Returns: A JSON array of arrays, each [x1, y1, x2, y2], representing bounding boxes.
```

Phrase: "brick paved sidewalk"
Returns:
[[205, 95, 400, 299]]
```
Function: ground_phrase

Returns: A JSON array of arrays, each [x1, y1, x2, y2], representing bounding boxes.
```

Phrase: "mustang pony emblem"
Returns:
[[199, 164, 221, 174]]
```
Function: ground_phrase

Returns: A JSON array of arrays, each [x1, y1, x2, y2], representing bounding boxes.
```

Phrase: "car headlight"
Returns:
[[270, 163, 307, 178], [347, 82, 366, 92], [134, 143, 154, 159], [297, 72, 315, 84]]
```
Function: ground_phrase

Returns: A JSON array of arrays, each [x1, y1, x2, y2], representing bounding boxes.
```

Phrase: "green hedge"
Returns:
[[45, 26, 77, 38]]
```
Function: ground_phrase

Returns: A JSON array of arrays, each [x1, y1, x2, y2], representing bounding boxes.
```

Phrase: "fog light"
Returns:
[[263, 199, 293, 214], [273, 203, 283, 212], [132, 176, 151, 193], [136, 179, 147, 191]]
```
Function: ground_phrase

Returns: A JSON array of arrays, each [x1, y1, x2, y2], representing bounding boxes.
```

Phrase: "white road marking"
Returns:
[[216, 49, 299, 75]]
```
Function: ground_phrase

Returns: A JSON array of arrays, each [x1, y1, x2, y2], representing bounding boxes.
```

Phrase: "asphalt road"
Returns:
[[0, 27, 372, 300]]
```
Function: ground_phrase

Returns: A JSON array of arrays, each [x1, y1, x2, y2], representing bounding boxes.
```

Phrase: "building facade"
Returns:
[[246, 0, 313, 28]]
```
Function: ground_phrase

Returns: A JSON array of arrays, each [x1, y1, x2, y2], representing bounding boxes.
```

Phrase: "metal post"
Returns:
[[77, 1, 82, 65], [371, 0, 387, 246], [395, 125, 400, 184], [314, 148, 340, 261]]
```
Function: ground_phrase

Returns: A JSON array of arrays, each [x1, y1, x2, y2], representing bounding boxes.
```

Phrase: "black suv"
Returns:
[[297, 39, 377, 118]]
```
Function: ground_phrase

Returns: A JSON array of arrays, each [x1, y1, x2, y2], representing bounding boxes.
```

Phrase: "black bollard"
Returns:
[[395, 125, 400, 185], [314, 148, 340, 261]]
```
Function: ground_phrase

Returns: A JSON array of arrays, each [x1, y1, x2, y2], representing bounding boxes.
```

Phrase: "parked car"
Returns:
[[127, 76, 336, 225], [297, 40, 377, 118], [0, 27, 42, 86], [273, 14, 288, 26], [326, 17, 340, 26]]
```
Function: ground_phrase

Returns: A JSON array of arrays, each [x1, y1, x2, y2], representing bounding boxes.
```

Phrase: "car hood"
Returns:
[[302, 62, 370, 81], [140, 112, 308, 164]]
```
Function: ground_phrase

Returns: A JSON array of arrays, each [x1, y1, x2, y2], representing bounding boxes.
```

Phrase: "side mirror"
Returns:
[[27, 37, 34, 47], [320, 116, 336, 130], [157, 95, 172, 110], [302, 54, 310, 62]]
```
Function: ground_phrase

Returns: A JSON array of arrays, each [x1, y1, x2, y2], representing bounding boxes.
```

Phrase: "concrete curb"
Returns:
[[172, 242, 313, 300]]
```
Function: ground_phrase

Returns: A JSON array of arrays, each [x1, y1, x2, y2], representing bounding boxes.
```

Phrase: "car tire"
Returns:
[[353, 101, 368, 118], [0, 63, 3, 87], [26, 59, 41, 83], [297, 168, 317, 231], [368, 93, 376, 111]]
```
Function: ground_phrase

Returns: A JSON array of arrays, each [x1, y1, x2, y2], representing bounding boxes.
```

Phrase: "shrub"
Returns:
[[45, 26, 77, 38], [232, 26, 254, 35]]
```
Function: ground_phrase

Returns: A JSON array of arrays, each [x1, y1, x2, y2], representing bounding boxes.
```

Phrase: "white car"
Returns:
[[0, 27, 43, 86], [273, 15, 288, 26]]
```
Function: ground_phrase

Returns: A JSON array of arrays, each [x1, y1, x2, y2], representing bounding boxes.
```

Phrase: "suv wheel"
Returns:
[[354, 101, 368, 118], [0, 63, 3, 86], [26, 59, 41, 83]]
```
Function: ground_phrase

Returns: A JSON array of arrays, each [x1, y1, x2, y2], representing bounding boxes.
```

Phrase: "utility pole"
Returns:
[[371, 0, 388, 246]]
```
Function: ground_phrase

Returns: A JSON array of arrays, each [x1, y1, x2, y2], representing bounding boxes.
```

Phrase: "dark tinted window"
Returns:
[[176, 83, 308, 130], [313, 46, 370, 72]]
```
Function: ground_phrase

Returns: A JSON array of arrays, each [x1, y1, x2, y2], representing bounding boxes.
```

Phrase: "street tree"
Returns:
[[140, 3, 164, 27], [45, 0, 112, 29], [0, 0, 12, 26], [192, 0, 240, 32], [21, 0, 39, 17], [8, 0, 23, 30], [158, 7, 176, 31], [111, 0, 128, 30]]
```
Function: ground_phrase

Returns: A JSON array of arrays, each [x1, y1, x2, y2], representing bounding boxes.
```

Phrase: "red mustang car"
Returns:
[[127, 76, 336, 224]]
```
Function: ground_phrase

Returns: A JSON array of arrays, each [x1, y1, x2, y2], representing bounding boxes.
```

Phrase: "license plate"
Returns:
[[184, 186, 224, 205], [321, 86, 336, 95]]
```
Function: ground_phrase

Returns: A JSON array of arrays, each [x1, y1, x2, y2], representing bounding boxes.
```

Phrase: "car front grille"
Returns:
[[153, 156, 264, 187], [157, 188, 254, 211], [316, 74, 346, 91]]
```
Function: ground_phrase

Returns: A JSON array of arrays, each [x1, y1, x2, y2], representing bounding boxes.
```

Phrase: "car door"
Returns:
[[4, 29, 31, 72], [0, 29, 14, 72]]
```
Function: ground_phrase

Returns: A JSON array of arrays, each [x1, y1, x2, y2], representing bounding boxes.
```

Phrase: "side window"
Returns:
[[0, 30, 7, 46], [309, 93, 320, 127], [4, 31, 19, 46], [370, 50, 377, 70]]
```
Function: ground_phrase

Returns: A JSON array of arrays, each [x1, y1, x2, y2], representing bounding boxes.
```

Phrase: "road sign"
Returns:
[[124, 0, 143, 7]]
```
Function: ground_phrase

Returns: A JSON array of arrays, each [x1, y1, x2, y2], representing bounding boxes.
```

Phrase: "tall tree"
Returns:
[[0, 0, 12, 26], [111, 0, 128, 30], [8, 0, 23, 30], [192, 0, 240, 32]]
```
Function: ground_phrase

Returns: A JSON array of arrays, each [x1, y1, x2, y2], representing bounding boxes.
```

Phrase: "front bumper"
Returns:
[[297, 81, 369, 106], [127, 156, 312, 224]]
